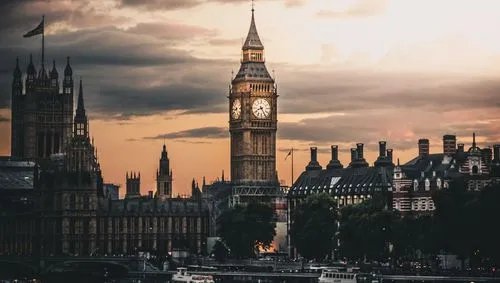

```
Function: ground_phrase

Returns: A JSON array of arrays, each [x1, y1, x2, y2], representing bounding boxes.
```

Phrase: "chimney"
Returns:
[[148, 191, 153, 198], [457, 143, 465, 153], [327, 145, 343, 170], [356, 143, 364, 160], [443, 134, 457, 155], [350, 148, 357, 163], [305, 147, 322, 171], [481, 147, 492, 163], [379, 141, 387, 157], [311, 147, 318, 162], [331, 145, 339, 161], [387, 149, 393, 163], [418, 139, 429, 157], [494, 144, 500, 161]]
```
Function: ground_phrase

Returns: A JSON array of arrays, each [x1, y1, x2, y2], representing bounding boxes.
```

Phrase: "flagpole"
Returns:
[[41, 15, 45, 69], [291, 147, 294, 187]]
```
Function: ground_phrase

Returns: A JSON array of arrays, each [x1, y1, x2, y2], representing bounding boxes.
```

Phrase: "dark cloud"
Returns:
[[119, 0, 203, 10], [127, 22, 216, 40], [0, 115, 10, 123], [276, 70, 500, 114], [144, 127, 228, 140], [316, 0, 387, 19], [277, 110, 500, 151]]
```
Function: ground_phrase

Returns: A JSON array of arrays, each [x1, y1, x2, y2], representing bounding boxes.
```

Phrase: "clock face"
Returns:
[[252, 98, 271, 119], [231, 99, 241, 119]]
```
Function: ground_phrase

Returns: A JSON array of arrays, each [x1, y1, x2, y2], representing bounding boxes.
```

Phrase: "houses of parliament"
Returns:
[[1, 55, 209, 256]]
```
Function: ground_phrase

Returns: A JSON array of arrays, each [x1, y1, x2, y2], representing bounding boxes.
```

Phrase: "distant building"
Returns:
[[1, 55, 209, 257], [288, 143, 395, 258], [103, 183, 119, 200], [11, 56, 74, 162], [0, 157, 37, 255], [392, 133, 500, 216]]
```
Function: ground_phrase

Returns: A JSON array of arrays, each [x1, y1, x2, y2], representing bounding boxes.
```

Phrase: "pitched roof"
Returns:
[[242, 10, 264, 50], [288, 165, 393, 197]]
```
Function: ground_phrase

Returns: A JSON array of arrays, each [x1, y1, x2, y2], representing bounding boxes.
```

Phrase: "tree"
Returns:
[[339, 194, 398, 262], [212, 240, 230, 263], [290, 193, 338, 261], [217, 200, 276, 258]]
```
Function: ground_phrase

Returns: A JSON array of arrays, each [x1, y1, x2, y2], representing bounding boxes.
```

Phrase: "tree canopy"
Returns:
[[217, 201, 276, 258], [290, 193, 338, 261]]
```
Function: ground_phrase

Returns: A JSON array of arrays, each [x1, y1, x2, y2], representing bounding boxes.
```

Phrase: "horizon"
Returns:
[[1, 0, 499, 197]]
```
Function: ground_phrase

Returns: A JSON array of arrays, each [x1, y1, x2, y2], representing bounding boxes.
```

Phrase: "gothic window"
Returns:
[[83, 195, 89, 210], [472, 165, 479, 175], [70, 194, 76, 209]]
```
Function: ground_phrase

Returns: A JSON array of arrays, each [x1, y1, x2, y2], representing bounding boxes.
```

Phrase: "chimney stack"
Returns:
[[356, 143, 364, 160], [387, 149, 393, 163], [443, 134, 457, 155], [457, 143, 465, 153], [418, 139, 429, 157], [481, 147, 492, 163], [493, 144, 500, 161], [306, 147, 322, 171], [331, 145, 339, 161], [350, 148, 357, 163], [148, 191, 153, 198], [379, 141, 387, 157], [327, 145, 343, 170]]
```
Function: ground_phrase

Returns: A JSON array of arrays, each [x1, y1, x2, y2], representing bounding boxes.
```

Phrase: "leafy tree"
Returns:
[[290, 193, 338, 261], [217, 201, 276, 258], [339, 194, 398, 262], [212, 240, 230, 263]]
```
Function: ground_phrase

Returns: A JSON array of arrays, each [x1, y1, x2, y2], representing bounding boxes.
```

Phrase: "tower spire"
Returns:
[[242, 0, 263, 51]]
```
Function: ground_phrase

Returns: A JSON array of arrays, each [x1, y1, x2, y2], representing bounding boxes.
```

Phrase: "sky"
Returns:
[[1, 0, 500, 196]]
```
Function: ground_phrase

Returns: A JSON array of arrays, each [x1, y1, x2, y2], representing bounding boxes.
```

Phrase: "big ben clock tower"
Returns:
[[229, 5, 279, 193]]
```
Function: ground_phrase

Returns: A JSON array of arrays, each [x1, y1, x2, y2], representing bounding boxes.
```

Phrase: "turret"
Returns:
[[73, 79, 88, 137], [50, 59, 59, 89], [63, 56, 73, 95], [12, 57, 23, 96], [26, 54, 36, 87]]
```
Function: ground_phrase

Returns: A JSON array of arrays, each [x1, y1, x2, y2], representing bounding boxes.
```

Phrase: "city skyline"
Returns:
[[1, 0, 500, 196]]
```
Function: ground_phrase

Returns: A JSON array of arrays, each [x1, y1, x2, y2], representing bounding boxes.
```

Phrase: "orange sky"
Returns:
[[1, 0, 500, 197]]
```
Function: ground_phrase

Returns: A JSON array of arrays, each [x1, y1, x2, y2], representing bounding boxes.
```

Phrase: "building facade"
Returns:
[[11, 56, 74, 162], [288, 142, 395, 258], [392, 134, 500, 216], [1, 56, 209, 257]]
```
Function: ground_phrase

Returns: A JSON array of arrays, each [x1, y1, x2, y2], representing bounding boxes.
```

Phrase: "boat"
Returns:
[[171, 267, 215, 283], [318, 267, 380, 283]]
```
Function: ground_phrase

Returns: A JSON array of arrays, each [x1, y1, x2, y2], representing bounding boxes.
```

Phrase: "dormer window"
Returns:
[[436, 178, 442, 189], [425, 178, 430, 191], [413, 179, 418, 191]]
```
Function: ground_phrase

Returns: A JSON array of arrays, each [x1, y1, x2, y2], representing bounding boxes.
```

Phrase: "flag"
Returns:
[[285, 149, 292, 160], [23, 18, 44, 38]]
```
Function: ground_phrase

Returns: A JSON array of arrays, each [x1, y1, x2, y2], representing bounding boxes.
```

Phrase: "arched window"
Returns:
[[413, 179, 418, 191], [472, 165, 479, 175], [436, 178, 442, 189], [425, 179, 430, 191]]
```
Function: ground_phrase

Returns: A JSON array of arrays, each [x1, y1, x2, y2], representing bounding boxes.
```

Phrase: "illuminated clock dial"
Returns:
[[231, 99, 241, 119], [252, 98, 271, 119]]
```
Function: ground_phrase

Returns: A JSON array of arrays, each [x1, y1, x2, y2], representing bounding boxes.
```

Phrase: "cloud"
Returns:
[[277, 109, 500, 152], [209, 38, 242, 46], [316, 0, 387, 19], [119, 0, 307, 11], [144, 127, 228, 140], [127, 22, 217, 40]]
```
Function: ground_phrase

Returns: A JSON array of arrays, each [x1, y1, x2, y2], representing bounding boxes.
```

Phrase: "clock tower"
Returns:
[[229, 6, 278, 188]]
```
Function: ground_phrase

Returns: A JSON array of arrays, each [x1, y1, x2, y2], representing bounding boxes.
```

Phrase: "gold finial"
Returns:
[[251, 0, 255, 12]]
